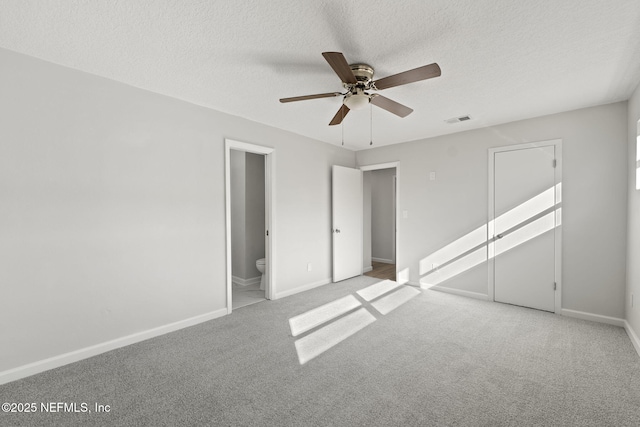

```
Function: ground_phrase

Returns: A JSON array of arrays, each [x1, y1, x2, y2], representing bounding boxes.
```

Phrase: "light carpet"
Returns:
[[1, 275, 639, 426]]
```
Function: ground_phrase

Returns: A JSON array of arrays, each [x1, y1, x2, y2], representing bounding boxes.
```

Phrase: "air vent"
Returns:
[[445, 115, 472, 124]]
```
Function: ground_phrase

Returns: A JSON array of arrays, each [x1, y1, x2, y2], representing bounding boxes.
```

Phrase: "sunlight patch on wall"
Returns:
[[420, 247, 487, 288], [419, 224, 487, 276], [397, 268, 410, 285], [492, 210, 557, 256], [491, 185, 557, 235], [420, 184, 561, 288]]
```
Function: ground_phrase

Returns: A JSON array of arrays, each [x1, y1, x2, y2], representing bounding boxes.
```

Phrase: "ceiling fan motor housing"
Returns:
[[342, 63, 374, 110], [349, 63, 374, 85]]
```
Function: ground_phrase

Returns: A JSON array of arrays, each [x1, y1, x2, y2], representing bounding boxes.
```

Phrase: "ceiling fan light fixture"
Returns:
[[344, 93, 370, 110]]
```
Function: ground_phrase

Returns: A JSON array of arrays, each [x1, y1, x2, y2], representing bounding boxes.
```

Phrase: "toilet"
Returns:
[[256, 258, 266, 290]]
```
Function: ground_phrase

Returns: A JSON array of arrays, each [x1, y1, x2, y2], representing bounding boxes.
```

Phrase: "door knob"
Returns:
[[496, 234, 503, 239], [334, 229, 341, 233]]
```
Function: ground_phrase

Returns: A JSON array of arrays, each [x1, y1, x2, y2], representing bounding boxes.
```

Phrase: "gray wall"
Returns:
[[244, 152, 266, 279], [230, 150, 247, 278], [230, 151, 265, 281], [357, 102, 629, 319], [0, 48, 355, 373], [627, 82, 640, 337], [371, 168, 395, 263]]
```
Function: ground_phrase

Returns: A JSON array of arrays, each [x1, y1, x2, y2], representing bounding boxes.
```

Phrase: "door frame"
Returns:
[[487, 139, 562, 313], [225, 139, 276, 314], [359, 161, 400, 282]]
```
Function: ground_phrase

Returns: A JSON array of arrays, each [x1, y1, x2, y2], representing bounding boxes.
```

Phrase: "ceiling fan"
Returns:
[[279, 52, 441, 126]]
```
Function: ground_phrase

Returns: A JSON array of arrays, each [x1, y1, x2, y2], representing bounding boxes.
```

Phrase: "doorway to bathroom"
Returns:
[[225, 139, 275, 313]]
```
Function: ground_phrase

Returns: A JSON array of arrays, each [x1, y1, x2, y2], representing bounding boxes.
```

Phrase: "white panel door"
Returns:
[[332, 165, 363, 282], [493, 146, 556, 312]]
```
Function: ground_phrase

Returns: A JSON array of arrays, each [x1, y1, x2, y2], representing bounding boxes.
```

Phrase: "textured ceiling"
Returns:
[[2, 0, 640, 150]]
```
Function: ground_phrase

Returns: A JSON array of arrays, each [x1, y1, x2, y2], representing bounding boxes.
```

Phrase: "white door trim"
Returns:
[[358, 161, 400, 282], [360, 161, 399, 171], [487, 139, 562, 313], [225, 139, 276, 314]]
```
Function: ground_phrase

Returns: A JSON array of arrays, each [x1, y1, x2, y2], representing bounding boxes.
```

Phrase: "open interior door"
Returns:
[[332, 165, 363, 282]]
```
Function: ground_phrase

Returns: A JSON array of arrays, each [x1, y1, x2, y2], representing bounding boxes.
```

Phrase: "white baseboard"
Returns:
[[426, 285, 490, 301], [624, 320, 640, 357], [232, 275, 261, 287], [0, 308, 228, 386], [363, 266, 373, 273], [372, 257, 394, 264], [560, 308, 625, 327], [273, 277, 332, 300]]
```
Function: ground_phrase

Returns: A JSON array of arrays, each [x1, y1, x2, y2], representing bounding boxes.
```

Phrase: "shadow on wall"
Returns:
[[419, 183, 562, 288]]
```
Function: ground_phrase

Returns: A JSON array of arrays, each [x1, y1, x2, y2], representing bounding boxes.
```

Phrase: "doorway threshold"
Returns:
[[364, 261, 396, 281], [232, 283, 266, 310]]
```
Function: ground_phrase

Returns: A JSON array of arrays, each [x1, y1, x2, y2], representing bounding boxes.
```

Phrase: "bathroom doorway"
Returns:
[[361, 162, 398, 282], [225, 139, 275, 313]]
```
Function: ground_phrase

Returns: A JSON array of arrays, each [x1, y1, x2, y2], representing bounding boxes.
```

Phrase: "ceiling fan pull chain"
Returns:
[[341, 110, 344, 146], [370, 103, 373, 146]]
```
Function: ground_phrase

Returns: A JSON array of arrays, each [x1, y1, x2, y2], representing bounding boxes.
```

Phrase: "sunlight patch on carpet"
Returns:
[[356, 279, 400, 302], [294, 308, 376, 365], [371, 286, 421, 315], [289, 295, 362, 337]]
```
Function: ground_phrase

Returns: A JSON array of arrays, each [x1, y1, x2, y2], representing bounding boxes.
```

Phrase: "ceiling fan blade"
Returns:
[[373, 63, 441, 90], [280, 92, 342, 103], [370, 95, 413, 118], [322, 52, 357, 84], [329, 104, 350, 126]]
